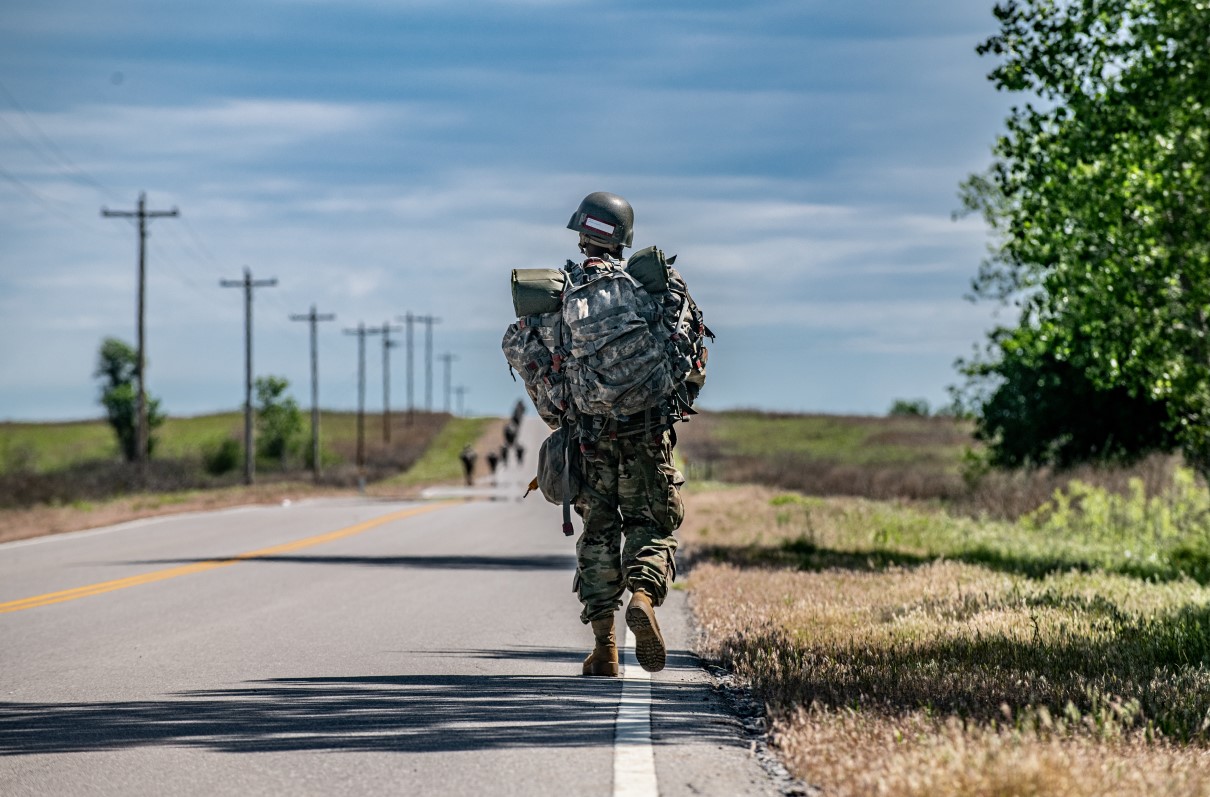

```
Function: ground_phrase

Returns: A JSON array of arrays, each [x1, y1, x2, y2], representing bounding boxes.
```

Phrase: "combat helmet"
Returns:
[[567, 192, 634, 250]]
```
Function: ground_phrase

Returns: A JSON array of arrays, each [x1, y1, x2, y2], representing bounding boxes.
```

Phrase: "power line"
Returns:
[[221, 267, 278, 485], [0, 80, 120, 201], [0, 164, 107, 233]]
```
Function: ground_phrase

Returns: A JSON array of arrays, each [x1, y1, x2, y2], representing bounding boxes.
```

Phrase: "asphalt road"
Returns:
[[0, 418, 780, 797]]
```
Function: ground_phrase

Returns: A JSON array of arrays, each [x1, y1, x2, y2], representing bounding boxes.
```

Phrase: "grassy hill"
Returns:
[[0, 410, 490, 510]]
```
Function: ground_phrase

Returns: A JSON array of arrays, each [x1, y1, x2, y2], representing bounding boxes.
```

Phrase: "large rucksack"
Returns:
[[503, 248, 709, 430], [561, 259, 674, 418], [503, 248, 710, 533]]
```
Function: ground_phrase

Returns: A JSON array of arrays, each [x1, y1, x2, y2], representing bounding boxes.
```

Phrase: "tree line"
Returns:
[[956, 0, 1209, 474]]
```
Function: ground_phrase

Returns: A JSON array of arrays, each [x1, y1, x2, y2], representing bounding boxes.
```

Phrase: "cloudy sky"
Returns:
[[0, 0, 1014, 421]]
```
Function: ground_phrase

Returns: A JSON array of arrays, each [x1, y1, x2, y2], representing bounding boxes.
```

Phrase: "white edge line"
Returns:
[[614, 625, 659, 797]]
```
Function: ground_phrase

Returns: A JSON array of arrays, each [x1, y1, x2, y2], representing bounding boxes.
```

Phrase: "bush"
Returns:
[[202, 438, 242, 476], [888, 398, 930, 417]]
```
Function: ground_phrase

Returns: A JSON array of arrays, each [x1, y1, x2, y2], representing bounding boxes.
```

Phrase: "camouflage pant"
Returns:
[[573, 430, 684, 623]]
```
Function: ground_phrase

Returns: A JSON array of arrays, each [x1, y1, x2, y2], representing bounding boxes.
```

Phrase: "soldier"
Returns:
[[458, 444, 477, 487], [485, 449, 500, 485], [562, 192, 696, 677]]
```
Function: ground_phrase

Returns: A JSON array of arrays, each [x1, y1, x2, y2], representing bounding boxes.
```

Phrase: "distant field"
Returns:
[[677, 410, 973, 502], [0, 410, 450, 474], [693, 410, 971, 466]]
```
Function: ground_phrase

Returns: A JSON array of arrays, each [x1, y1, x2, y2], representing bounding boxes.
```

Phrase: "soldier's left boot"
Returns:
[[583, 615, 619, 677], [625, 589, 666, 673]]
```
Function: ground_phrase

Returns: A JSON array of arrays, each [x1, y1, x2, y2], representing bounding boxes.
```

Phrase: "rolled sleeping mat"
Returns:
[[512, 268, 567, 317]]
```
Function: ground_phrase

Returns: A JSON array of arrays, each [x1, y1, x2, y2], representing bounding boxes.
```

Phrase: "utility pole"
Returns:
[[101, 192, 179, 467], [438, 352, 458, 414], [399, 312, 416, 425], [379, 321, 403, 444], [454, 385, 469, 417], [221, 267, 278, 485], [290, 305, 336, 482], [398, 313, 439, 416], [344, 323, 384, 483], [422, 315, 440, 412]]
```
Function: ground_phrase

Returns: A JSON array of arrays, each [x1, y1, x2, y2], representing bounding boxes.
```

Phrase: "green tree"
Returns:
[[957, 325, 1177, 468], [888, 399, 930, 418], [960, 1, 1209, 472], [94, 337, 165, 461], [255, 376, 302, 467]]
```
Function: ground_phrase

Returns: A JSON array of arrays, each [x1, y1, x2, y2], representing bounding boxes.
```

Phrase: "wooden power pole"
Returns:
[[344, 323, 385, 480], [221, 267, 277, 485], [290, 305, 335, 482], [101, 192, 178, 466], [379, 321, 403, 444]]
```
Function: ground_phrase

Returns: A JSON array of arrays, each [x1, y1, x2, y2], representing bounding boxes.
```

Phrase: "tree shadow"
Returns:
[[0, 648, 731, 756], [125, 554, 578, 571], [420, 645, 700, 669], [686, 538, 1210, 585]]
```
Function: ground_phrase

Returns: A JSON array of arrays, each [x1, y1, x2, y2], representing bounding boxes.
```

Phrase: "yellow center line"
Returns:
[[0, 502, 455, 615]]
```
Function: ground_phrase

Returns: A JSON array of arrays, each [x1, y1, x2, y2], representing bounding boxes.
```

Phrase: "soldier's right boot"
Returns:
[[583, 615, 619, 677], [625, 589, 666, 673]]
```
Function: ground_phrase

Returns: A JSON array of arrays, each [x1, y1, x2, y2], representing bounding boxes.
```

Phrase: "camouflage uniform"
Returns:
[[573, 428, 684, 623]]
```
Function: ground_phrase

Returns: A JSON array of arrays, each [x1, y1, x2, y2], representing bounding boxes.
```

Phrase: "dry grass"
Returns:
[[774, 708, 1210, 797], [681, 486, 1210, 796]]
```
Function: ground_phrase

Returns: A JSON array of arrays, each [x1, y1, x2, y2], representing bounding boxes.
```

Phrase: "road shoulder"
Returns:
[[652, 587, 801, 797]]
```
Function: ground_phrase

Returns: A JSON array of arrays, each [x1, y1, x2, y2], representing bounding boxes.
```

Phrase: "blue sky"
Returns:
[[0, 0, 1014, 421]]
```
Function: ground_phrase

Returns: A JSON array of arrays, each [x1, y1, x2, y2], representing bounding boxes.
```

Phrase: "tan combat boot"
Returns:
[[625, 589, 666, 672], [583, 615, 619, 677]]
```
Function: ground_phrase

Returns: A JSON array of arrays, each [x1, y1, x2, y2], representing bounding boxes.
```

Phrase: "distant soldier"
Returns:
[[499, 444, 509, 467], [512, 399, 526, 425], [514, 442, 525, 466], [504, 420, 518, 449], [485, 449, 500, 482], [458, 444, 478, 487]]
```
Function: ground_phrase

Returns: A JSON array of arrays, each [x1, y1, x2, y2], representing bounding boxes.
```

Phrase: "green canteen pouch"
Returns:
[[625, 246, 670, 294]]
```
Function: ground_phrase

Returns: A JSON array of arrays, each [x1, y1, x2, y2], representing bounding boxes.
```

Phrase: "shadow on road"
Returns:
[[417, 645, 700, 670], [0, 655, 734, 755], [124, 553, 578, 571]]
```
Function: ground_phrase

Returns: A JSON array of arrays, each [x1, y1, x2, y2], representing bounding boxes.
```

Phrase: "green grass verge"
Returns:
[[380, 416, 494, 489]]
